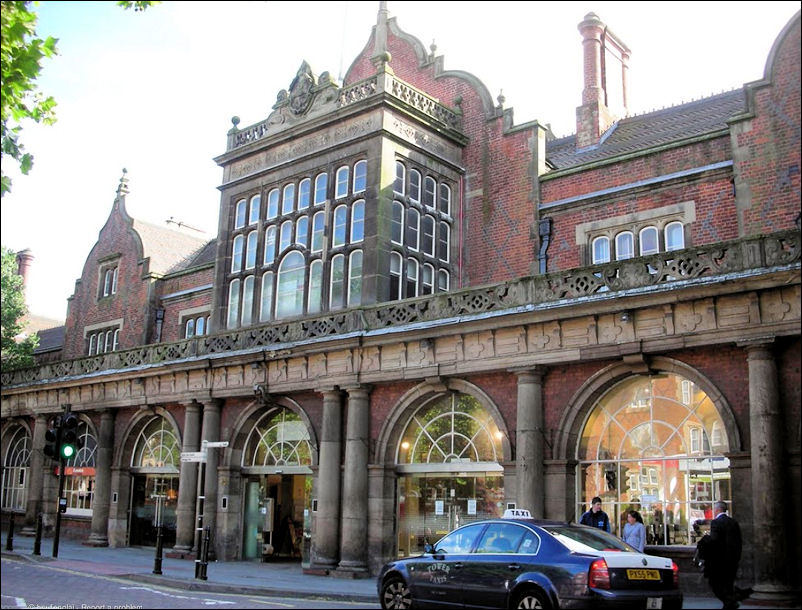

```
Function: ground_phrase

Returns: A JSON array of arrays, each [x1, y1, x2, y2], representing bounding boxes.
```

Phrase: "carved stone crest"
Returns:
[[288, 61, 316, 116]]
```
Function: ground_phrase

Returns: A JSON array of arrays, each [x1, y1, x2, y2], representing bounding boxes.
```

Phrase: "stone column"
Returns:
[[200, 399, 222, 558], [87, 410, 115, 546], [311, 388, 343, 570], [173, 401, 201, 553], [22, 414, 48, 533], [514, 367, 546, 518], [745, 342, 793, 601], [338, 385, 371, 576]]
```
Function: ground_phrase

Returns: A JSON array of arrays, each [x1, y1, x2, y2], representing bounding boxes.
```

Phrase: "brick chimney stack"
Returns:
[[576, 12, 630, 149], [15, 248, 34, 298]]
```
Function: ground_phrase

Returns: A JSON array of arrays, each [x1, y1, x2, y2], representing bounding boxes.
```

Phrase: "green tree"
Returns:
[[1, 246, 38, 368], [1, 0, 158, 197]]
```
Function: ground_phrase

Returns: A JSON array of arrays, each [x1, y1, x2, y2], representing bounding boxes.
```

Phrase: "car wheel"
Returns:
[[380, 575, 413, 609], [512, 587, 550, 610]]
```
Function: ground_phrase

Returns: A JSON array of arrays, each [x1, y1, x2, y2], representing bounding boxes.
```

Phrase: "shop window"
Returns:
[[242, 409, 312, 467], [1, 425, 31, 511], [578, 373, 730, 545]]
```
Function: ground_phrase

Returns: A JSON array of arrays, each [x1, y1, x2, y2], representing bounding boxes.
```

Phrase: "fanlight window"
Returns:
[[132, 417, 180, 471], [243, 410, 312, 468], [1, 425, 31, 510], [397, 393, 502, 465], [578, 373, 731, 544]]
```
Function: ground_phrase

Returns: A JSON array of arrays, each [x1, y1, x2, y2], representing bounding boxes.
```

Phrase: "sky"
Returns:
[[2, 1, 799, 322]]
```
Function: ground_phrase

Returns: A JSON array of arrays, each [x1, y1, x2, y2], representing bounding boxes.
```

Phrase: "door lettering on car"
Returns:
[[427, 561, 451, 584]]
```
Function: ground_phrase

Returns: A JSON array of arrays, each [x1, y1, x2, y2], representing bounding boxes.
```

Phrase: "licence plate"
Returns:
[[626, 568, 660, 580], [646, 598, 663, 609]]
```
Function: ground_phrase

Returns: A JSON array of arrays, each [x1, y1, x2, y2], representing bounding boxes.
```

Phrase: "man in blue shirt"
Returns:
[[580, 496, 611, 532]]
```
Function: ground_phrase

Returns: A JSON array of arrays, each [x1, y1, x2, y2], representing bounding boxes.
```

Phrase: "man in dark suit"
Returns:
[[697, 501, 744, 609]]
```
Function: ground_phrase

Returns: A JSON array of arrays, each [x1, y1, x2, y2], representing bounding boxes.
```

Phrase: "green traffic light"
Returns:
[[61, 444, 75, 459]]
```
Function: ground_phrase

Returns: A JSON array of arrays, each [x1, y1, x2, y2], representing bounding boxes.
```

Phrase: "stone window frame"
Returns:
[[578, 202, 695, 265], [97, 255, 120, 300], [180, 305, 211, 339], [84, 318, 123, 355]]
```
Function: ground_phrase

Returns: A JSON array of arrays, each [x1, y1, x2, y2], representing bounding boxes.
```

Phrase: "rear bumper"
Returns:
[[560, 589, 683, 609]]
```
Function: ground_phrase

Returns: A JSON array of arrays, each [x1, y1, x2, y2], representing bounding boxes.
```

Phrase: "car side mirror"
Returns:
[[424, 543, 434, 553]]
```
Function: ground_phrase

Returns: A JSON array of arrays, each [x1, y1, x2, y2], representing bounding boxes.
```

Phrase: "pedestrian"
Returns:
[[696, 500, 749, 609], [622, 509, 646, 552], [579, 496, 611, 532]]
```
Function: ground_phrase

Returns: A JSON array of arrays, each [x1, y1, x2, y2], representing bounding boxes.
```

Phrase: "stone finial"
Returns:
[[497, 90, 506, 109], [429, 40, 437, 62], [116, 168, 129, 197], [228, 115, 241, 135]]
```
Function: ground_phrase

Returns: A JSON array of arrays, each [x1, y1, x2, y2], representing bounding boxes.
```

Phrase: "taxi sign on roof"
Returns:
[[503, 508, 532, 519]]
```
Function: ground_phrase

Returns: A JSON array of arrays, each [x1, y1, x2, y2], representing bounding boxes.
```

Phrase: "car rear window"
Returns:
[[542, 525, 635, 552]]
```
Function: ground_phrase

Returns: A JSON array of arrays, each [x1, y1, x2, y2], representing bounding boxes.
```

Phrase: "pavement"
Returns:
[[2, 533, 799, 609]]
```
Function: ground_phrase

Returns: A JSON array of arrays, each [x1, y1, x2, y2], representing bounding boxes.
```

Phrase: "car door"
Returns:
[[454, 522, 530, 609], [409, 522, 486, 608]]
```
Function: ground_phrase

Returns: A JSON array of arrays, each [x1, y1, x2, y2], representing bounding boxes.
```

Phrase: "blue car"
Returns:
[[377, 509, 682, 609]]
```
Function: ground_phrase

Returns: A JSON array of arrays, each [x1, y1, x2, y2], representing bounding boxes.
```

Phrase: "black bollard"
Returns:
[[33, 513, 43, 556], [152, 525, 163, 575], [197, 526, 210, 581], [5, 512, 14, 551]]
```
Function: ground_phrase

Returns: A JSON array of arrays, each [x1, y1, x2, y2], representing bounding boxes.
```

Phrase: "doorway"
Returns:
[[128, 474, 178, 547], [242, 473, 311, 561]]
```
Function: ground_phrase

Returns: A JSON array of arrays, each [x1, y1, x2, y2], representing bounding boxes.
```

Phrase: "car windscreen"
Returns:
[[541, 524, 636, 553]]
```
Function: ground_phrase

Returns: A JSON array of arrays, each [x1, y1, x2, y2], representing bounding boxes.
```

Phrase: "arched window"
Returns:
[[249, 194, 261, 225], [437, 269, 450, 292], [350, 200, 365, 243], [353, 160, 367, 194], [132, 416, 180, 471], [195, 316, 205, 336], [421, 263, 434, 295], [264, 225, 276, 265], [422, 215, 435, 256], [112, 328, 120, 351], [578, 373, 731, 544], [665, 222, 685, 252], [615, 231, 634, 260], [439, 184, 451, 215], [276, 252, 305, 318], [235, 199, 247, 229], [332, 205, 347, 247], [348, 250, 363, 307], [296, 216, 309, 248], [406, 208, 420, 250], [267, 188, 280, 220], [279, 220, 293, 252], [592, 236, 610, 264], [231, 235, 244, 273], [389, 252, 402, 301], [391, 201, 404, 245], [282, 183, 295, 215], [260, 272, 274, 322], [335, 166, 349, 199], [330, 253, 345, 310], [314, 173, 328, 205], [423, 176, 436, 208], [89, 334, 97, 355], [245, 231, 258, 269], [311, 212, 325, 252], [1, 425, 31, 510], [63, 420, 98, 513], [308, 260, 323, 314], [640, 226, 659, 256], [104, 331, 113, 352], [394, 161, 405, 196], [298, 178, 311, 210], [438, 223, 450, 263], [409, 169, 421, 203], [242, 409, 312, 468], [397, 393, 502, 465], [406, 258, 418, 298], [227, 279, 240, 328], [241, 275, 254, 326]]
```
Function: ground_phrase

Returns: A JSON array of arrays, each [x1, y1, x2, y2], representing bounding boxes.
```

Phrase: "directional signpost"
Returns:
[[181, 451, 207, 462]]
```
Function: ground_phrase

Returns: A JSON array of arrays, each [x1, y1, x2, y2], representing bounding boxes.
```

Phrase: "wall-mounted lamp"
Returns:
[[620, 311, 631, 322]]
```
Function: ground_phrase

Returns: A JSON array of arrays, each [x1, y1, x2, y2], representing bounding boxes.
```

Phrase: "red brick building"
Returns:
[[2, 5, 799, 601]]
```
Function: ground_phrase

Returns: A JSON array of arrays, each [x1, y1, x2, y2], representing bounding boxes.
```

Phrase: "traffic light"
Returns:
[[60, 412, 81, 460], [43, 415, 62, 461]]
